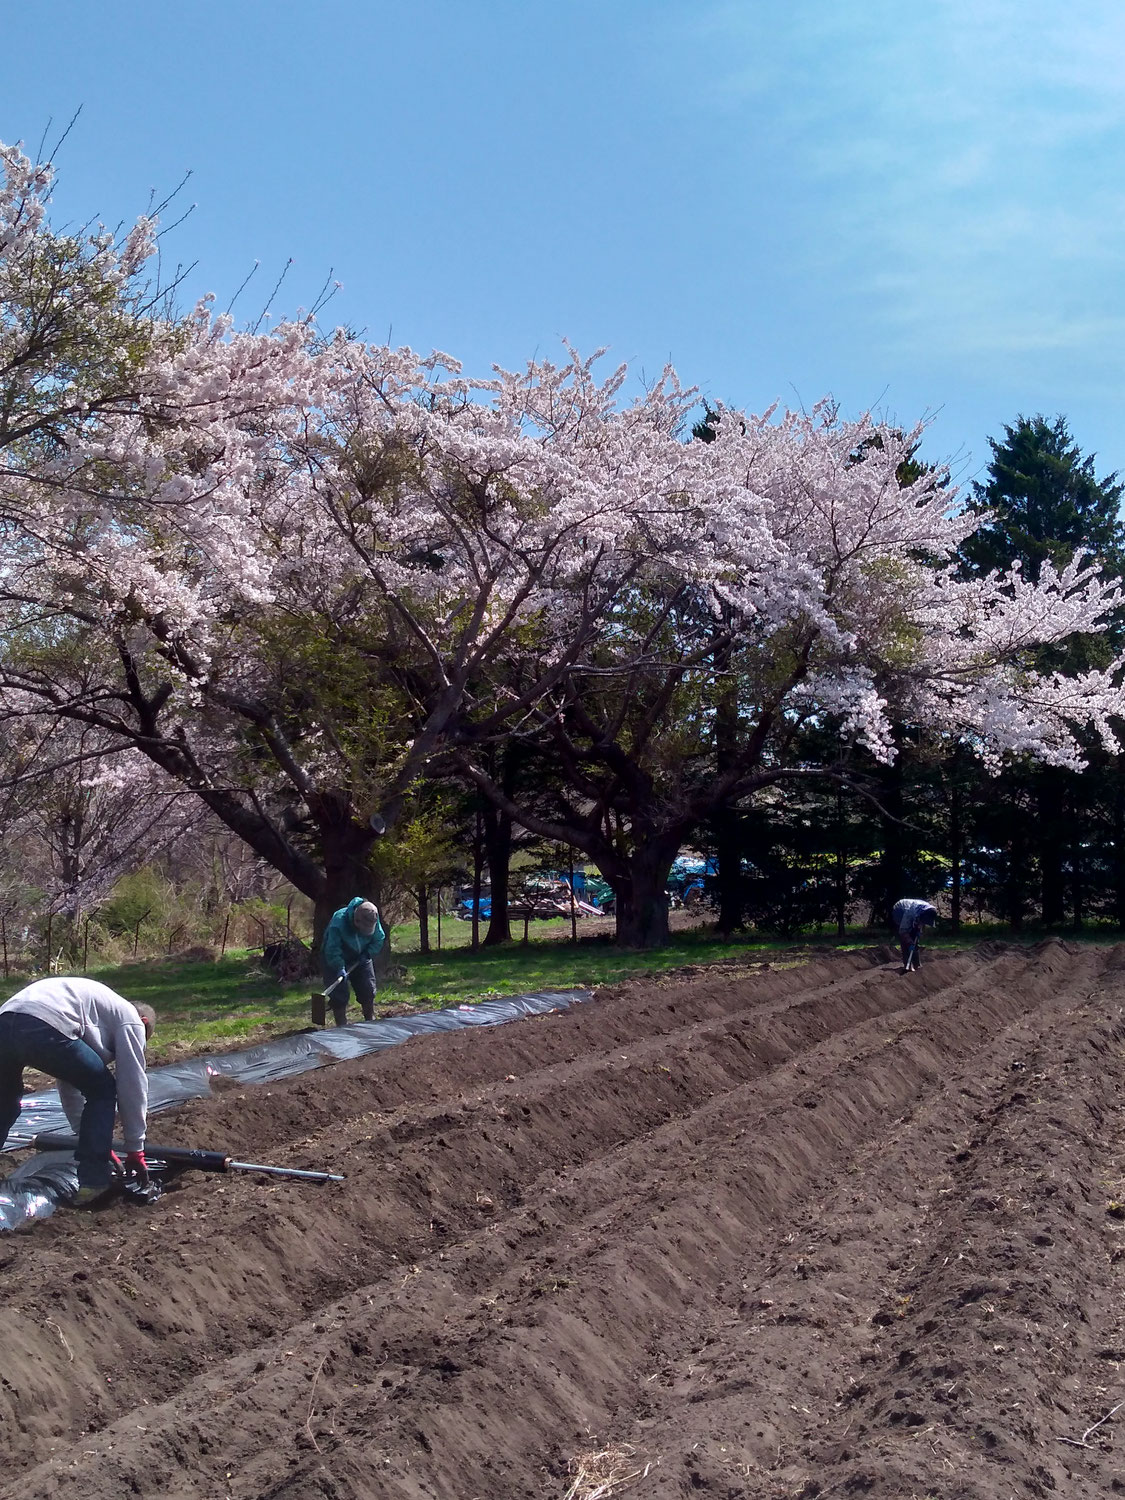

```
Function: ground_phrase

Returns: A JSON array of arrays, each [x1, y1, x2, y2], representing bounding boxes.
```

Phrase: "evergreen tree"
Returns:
[[957, 416, 1125, 928], [961, 415, 1125, 586]]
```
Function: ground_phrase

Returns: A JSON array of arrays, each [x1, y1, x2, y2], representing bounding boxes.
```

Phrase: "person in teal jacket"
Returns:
[[320, 897, 386, 1025]]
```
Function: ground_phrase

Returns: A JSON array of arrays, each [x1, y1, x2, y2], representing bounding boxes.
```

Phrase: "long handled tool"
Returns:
[[905, 934, 919, 972], [34, 1132, 345, 1184], [310, 957, 366, 1026]]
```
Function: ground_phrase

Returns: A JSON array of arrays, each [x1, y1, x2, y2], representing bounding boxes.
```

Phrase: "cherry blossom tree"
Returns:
[[2, 137, 1124, 948], [0, 139, 168, 470], [1, 722, 198, 916], [454, 408, 1125, 944], [0, 165, 706, 937]]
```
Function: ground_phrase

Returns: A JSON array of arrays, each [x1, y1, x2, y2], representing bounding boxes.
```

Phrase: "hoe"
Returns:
[[310, 957, 368, 1026], [34, 1131, 344, 1204]]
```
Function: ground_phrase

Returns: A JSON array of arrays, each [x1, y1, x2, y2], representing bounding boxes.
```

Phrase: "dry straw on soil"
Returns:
[[562, 1443, 655, 1499]]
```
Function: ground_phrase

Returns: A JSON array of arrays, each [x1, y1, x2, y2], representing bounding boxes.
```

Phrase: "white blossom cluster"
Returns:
[[1, 137, 1123, 805]]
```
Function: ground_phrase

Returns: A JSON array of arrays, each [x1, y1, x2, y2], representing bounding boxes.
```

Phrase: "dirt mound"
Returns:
[[2, 944, 1125, 1498]]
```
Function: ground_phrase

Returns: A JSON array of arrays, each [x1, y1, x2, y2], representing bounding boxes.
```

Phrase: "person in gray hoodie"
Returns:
[[0, 977, 155, 1206], [891, 898, 938, 973]]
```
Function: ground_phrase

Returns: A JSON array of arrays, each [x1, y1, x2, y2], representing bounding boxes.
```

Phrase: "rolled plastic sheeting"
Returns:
[[0, 987, 590, 1231]]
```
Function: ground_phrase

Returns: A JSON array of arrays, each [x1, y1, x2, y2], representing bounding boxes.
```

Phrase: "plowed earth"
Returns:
[[3, 941, 1125, 1500]]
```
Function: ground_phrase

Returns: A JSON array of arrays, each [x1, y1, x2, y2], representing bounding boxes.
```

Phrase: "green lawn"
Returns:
[[0, 916, 1116, 1065]]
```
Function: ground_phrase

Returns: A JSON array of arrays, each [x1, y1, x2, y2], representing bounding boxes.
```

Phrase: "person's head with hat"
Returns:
[[352, 900, 380, 936]]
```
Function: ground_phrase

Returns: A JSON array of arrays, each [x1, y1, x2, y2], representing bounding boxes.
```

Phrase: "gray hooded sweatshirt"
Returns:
[[891, 899, 938, 938], [0, 978, 149, 1150]]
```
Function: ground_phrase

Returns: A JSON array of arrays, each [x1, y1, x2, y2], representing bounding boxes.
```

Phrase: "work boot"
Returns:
[[331, 1003, 348, 1028], [123, 1179, 163, 1206], [71, 1184, 114, 1209]]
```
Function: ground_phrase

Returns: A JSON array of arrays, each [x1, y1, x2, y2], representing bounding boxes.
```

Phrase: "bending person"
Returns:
[[320, 898, 386, 1025], [891, 898, 938, 973], [0, 977, 155, 1206]]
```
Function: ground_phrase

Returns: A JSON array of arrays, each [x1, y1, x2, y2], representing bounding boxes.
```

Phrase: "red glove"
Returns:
[[124, 1150, 149, 1186]]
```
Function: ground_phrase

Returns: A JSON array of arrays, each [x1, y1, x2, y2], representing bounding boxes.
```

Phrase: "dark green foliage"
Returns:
[[961, 414, 1125, 585], [704, 415, 1125, 938], [727, 798, 836, 937], [946, 416, 1125, 926], [691, 404, 719, 444]]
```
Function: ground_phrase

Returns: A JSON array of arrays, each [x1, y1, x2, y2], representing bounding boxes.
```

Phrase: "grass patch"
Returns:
[[0, 917, 1119, 1065]]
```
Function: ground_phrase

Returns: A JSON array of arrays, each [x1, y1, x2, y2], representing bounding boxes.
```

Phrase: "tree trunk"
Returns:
[[712, 619, 742, 934], [311, 823, 385, 968], [876, 746, 905, 925], [834, 785, 847, 939], [1069, 782, 1083, 931], [1038, 767, 1065, 927], [418, 886, 430, 954], [613, 839, 679, 949], [471, 809, 483, 952], [714, 811, 743, 934], [1004, 817, 1026, 932], [482, 805, 513, 946], [948, 744, 963, 934]]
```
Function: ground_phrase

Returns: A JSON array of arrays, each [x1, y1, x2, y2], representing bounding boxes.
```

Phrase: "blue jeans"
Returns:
[[0, 1012, 118, 1188], [320, 960, 376, 1024]]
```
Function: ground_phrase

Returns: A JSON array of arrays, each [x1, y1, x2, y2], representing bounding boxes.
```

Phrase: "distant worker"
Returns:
[[892, 898, 938, 973], [320, 897, 386, 1026], [0, 977, 155, 1206]]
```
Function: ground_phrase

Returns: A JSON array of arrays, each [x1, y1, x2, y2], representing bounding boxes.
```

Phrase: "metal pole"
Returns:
[[228, 1160, 344, 1183], [83, 917, 90, 973], [45, 913, 53, 973], [220, 910, 230, 957], [436, 889, 442, 950], [1, 911, 7, 979]]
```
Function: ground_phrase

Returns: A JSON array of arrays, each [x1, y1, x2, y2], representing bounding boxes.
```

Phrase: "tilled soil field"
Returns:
[[3, 940, 1125, 1499]]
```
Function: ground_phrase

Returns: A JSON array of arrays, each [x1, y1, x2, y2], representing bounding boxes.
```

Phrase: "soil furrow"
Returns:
[[3, 943, 1114, 1499]]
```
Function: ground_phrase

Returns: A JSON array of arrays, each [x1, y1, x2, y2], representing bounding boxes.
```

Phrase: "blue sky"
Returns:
[[4, 0, 1125, 489]]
